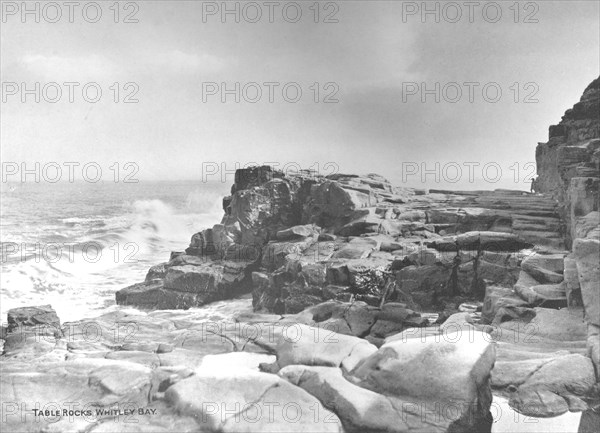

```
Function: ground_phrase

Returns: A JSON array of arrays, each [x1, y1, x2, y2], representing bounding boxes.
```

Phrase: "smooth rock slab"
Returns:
[[280, 364, 493, 433], [350, 330, 496, 409], [520, 353, 595, 397], [0, 358, 153, 432], [255, 323, 378, 373], [165, 371, 343, 432], [280, 365, 411, 433]]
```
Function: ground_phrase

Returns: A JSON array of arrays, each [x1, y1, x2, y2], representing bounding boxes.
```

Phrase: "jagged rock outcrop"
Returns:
[[117, 166, 566, 319]]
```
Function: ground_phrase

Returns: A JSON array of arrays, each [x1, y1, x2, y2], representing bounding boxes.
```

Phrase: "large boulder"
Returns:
[[280, 365, 410, 433], [350, 330, 496, 417], [165, 371, 343, 432], [280, 365, 487, 433]]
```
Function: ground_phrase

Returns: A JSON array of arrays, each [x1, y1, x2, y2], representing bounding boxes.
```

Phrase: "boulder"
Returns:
[[261, 238, 315, 271], [146, 262, 169, 281], [482, 286, 528, 324], [331, 237, 380, 260], [279, 365, 412, 433], [6, 305, 60, 333], [164, 265, 223, 293], [521, 253, 565, 284], [337, 212, 383, 237], [527, 307, 588, 342], [256, 323, 377, 373], [116, 280, 217, 309], [508, 354, 596, 417], [350, 330, 495, 409], [165, 372, 343, 432]]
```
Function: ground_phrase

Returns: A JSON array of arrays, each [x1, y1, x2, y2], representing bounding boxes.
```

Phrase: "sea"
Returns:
[[0, 180, 228, 324]]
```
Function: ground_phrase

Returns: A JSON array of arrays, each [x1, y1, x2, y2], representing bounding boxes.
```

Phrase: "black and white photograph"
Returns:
[[1, 1, 599, 432]]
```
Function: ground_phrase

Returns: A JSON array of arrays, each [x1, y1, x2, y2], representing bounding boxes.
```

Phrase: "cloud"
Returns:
[[17, 50, 227, 82], [20, 54, 117, 81], [151, 50, 226, 74]]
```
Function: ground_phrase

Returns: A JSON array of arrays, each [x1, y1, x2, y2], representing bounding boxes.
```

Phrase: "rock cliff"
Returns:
[[535, 76, 600, 393], [535, 77, 600, 247]]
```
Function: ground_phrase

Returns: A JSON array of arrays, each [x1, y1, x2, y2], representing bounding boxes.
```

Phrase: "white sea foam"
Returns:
[[0, 181, 226, 323]]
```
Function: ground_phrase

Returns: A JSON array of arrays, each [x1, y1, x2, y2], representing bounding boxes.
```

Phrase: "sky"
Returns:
[[1, 0, 599, 190]]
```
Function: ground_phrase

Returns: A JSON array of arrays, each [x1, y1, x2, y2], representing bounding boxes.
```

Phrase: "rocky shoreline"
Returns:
[[1, 78, 598, 432]]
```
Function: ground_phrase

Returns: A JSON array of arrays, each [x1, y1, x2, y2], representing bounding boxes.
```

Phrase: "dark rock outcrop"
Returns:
[[118, 169, 567, 318]]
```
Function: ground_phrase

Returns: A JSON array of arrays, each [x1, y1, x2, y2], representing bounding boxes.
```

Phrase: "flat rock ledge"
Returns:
[[1, 303, 499, 433]]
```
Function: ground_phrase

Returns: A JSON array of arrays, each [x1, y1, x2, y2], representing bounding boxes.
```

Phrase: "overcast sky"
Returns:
[[1, 0, 599, 189]]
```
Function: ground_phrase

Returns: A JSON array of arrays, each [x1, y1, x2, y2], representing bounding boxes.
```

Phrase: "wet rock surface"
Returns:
[[2, 301, 495, 432]]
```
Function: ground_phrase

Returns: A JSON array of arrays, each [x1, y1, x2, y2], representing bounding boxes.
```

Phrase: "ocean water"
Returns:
[[0, 180, 228, 323]]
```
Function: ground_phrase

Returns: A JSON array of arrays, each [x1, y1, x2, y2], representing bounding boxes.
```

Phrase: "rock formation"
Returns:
[[535, 77, 599, 248], [2, 77, 599, 432], [117, 168, 566, 315], [534, 76, 600, 391]]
